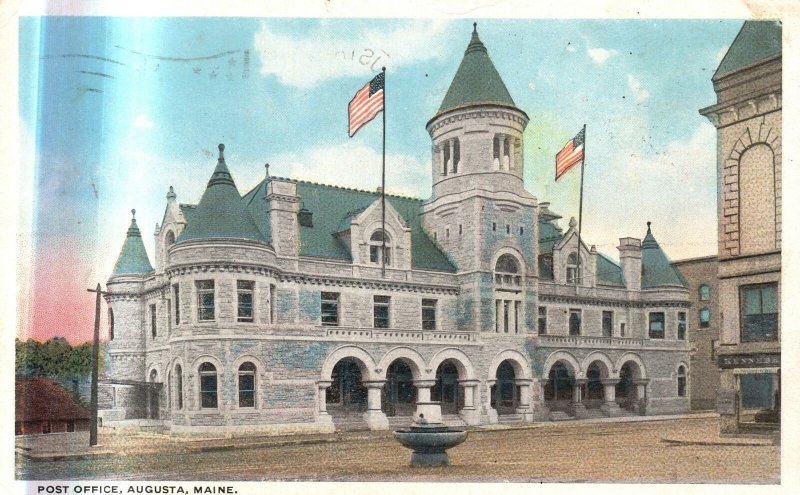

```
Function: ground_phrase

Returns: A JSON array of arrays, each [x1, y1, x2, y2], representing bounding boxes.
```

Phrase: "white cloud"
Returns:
[[254, 20, 450, 88], [271, 141, 429, 198], [587, 47, 618, 64], [133, 114, 154, 130], [627, 74, 650, 103], [716, 45, 729, 64]]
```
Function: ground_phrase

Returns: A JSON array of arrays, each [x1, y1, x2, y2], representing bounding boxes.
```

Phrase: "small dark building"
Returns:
[[15, 376, 90, 435]]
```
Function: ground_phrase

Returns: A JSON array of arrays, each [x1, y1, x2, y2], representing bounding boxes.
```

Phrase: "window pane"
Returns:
[[740, 374, 774, 408], [238, 292, 253, 321], [743, 287, 762, 316], [761, 285, 777, 314]]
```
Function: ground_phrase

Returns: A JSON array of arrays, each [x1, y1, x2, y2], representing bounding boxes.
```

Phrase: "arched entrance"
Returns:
[[432, 360, 462, 414], [616, 361, 640, 412], [544, 361, 574, 411], [491, 360, 519, 415], [326, 358, 368, 415], [382, 360, 416, 416], [148, 369, 160, 419]]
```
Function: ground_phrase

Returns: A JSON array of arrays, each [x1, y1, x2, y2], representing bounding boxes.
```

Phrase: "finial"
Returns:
[[382, 66, 386, 72], [218, 143, 225, 161], [647, 221, 652, 233], [473, 22, 477, 33], [131, 209, 136, 219], [166, 185, 176, 201], [569, 216, 577, 228], [265, 163, 270, 178]]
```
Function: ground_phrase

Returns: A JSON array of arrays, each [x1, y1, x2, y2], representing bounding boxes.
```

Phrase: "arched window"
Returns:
[[165, 230, 176, 249], [107, 308, 114, 341], [493, 136, 500, 170], [369, 230, 391, 266], [494, 254, 522, 333], [238, 362, 257, 408], [503, 137, 511, 170], [199, 362, 218, 409], [495, 254, 521, 286], [175, 364, 183, 410], [443, 141, 451, 176], [566, 252, 581, 284], [699, 307, 710, 328], [452, 138, 460, 173], [699, 284, 711, 301], [739, 144, 777, 253], [677, 366, 687, 397]]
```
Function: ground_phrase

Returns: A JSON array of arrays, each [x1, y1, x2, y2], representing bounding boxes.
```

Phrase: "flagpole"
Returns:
[[575, 123, 586, 288], [381, 66, 387, 278]]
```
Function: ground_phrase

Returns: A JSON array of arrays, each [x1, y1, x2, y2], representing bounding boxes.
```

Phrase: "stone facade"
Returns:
[[100, 26, 690, 435], [700, 21, 781, 434], [673, 256, 719, 410]]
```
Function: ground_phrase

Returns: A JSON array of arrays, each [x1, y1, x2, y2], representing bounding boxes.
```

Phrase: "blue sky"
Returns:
[[18, 17, 742, 340]]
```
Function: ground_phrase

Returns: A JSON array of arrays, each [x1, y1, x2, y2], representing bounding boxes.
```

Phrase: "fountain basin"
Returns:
[[393, 425, 467, 466]]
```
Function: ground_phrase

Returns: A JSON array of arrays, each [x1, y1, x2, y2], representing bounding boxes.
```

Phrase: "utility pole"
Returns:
[[86, 283, 108, 447]]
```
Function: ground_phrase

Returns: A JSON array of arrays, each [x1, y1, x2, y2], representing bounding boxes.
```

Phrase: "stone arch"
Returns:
[[581, 352, 616, 379], [542, 350, 582, 379], [377, 347, 426, 381], [491, 247, 526, 274], [488, 349, 533, 380], [428, 348, 476, 381], [190, 354, 225, 376], [321, 345, 378, 382], [232, 354, 265, 374], [615, 353, 647, 379], [146, 363, 163, 382]]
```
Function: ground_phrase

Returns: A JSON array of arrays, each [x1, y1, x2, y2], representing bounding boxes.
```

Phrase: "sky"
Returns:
[[17, 17, 744, 343]]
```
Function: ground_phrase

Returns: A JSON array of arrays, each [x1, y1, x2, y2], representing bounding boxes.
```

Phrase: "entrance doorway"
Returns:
[[383, 360, 416, 416], [491, 360, 518, 415], [326, 358, 367, 414], [433, 361, 461, 414], [148, 369, 159, 420], [545, 361, 574, 411]]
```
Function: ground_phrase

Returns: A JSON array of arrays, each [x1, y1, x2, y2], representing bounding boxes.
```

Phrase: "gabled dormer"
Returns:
[[552, 217, 597, 287], [338, 196, 412, 271], [154, 186, 189, 272]]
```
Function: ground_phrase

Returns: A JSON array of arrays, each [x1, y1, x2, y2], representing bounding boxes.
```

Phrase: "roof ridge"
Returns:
[[295, 178, 422, 201]]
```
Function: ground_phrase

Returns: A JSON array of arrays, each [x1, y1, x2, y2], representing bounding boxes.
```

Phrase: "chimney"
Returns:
[[266, 177, 299, 257], [617, 237, 642, 291]]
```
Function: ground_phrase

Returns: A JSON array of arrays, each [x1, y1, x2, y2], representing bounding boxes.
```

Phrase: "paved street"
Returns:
[[16, 417, 779, 483]]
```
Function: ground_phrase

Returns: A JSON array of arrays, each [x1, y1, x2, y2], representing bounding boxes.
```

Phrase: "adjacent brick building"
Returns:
[[700, 20, 781, 433], [101, 25, 691, 434], [673, 256, 719, 410]]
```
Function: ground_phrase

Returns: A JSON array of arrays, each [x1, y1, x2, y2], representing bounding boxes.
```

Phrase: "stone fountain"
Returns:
[[392, 402, 467, 467]]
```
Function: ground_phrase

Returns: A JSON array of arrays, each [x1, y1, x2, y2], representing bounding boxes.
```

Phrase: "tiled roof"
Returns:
[[293, 180, 456, 272], [436, 24, 517, 117], [111, 211, 154, 276], [641, 224, 687, 288], [176, 145, 266, 243], [15, 376, 90, 422], [596, 253, 625, 287], [715, 20, 781, 79]]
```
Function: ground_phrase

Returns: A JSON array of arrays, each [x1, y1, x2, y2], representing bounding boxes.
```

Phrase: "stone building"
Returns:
[[700, 21, 781, 433], [101, 25, 691, 434], [673, 256, 719, 410]]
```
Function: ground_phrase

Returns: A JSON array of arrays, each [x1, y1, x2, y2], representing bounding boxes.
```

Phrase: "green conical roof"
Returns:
[[641, 222, 687, 288], [176, 144, 265, 243], [436, 23, 516, 116], [111, 210, 154, 276], [714, 20, 781, 79]]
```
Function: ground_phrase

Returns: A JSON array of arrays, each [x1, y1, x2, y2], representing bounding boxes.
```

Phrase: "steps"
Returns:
[[330, 414, 369, 432], [497, 414, 523, 424], [550, 411, 575, 421], [583, 408, 606, 419]]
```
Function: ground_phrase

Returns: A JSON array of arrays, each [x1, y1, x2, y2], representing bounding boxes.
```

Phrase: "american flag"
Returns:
[[555, 127, 585, 180], [348, 72, 384, 137]]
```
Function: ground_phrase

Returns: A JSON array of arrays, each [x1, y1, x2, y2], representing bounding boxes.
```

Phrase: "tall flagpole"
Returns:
[[381, 67, 387, 278], [575, 124, 586, 287]]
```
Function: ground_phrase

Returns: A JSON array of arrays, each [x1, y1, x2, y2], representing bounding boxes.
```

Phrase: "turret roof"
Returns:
[[641, 222, 687, 288], [436, 23, 517, 116], [714, 20, 781, 79], [111, 209, 154, 276], [176, 144, 265, 243]]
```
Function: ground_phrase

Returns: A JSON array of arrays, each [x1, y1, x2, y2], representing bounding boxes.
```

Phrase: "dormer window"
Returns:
[[369, 230, 391, 266], [566, 252, 581, 284], [165, 230, 176, 249]]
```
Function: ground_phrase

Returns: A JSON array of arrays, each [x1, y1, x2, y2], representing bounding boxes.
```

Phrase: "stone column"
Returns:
[[634, 378, 650, 416], [496, 300, 503, 333], [414, 379, 435, 403], [571, 379, 588, 418], [362, 380, 389, 430], [316, 380, 334, 430], [458, 379, 481, 425], [600, 378, 622, 417], [531, 378, 550, 421], [515, 378, 533, 422], [485, 379, 499, 424]]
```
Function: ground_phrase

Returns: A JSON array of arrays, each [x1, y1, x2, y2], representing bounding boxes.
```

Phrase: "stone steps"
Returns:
[[497, 414, 523, 424], [550, 411, 575, 421]]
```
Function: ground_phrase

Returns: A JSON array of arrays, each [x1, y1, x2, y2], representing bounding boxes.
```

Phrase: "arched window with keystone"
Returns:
[[369, 230, 391, 267]]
